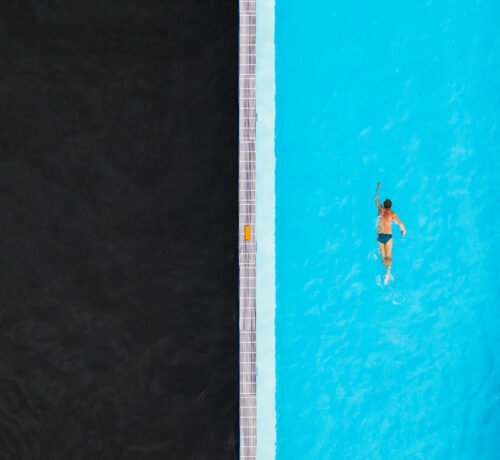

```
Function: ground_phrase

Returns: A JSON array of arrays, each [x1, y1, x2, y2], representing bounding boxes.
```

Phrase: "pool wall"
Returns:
[[256, 0, 276, 458]]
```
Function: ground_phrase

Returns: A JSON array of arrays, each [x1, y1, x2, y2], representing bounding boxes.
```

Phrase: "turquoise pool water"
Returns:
[[275, 1, 500, 458]]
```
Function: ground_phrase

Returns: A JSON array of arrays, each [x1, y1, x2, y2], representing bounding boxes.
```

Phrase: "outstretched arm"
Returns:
[[393, 213, 406, 236], [375, 183, 382, 212]]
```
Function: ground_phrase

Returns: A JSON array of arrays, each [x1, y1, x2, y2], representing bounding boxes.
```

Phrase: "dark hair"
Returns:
[[383, 199, 392, 209]]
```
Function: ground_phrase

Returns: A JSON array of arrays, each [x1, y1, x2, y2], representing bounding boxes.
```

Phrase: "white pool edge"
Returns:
[[256, 0, 276, 458]]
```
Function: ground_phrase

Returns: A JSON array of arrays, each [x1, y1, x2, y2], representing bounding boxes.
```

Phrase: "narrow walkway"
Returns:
[[239, 0, 257, 458]]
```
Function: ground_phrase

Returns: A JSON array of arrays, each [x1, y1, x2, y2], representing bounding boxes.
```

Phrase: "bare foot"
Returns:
[[384, 272, 390, 285]]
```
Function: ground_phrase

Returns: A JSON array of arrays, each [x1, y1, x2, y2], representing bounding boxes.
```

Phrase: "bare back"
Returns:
[[377, 208, 395, 234], [377, 206, 405, 235]]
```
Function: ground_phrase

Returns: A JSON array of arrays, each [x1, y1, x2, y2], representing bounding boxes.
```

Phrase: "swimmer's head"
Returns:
[[383, 199, 392, 209]]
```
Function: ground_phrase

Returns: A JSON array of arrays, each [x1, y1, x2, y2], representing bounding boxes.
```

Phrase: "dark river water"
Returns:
[[0, 2, 238, 458]]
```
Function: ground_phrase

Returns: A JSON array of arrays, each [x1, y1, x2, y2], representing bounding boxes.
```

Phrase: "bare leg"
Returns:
[[383, 239, 393, 284], [378, 242, 386, 261]]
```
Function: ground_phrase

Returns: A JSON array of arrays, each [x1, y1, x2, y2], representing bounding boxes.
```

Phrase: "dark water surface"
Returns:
[[0, 1, 238, 458]]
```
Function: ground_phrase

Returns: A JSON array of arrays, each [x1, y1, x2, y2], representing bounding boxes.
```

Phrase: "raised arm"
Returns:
[[375, 182, 382, 212], [393, 212, 406, 236]]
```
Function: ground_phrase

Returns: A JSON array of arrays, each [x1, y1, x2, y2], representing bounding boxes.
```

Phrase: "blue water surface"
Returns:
[[275, 1, 500, 459]]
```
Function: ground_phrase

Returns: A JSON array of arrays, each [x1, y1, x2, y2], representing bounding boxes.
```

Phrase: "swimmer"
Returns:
[[375, 182, 406, 284]]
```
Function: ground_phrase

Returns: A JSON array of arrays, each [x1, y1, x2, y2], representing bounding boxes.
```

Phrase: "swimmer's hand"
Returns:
[[377, 182, 381, 189], [401, 230, 406, 237]]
